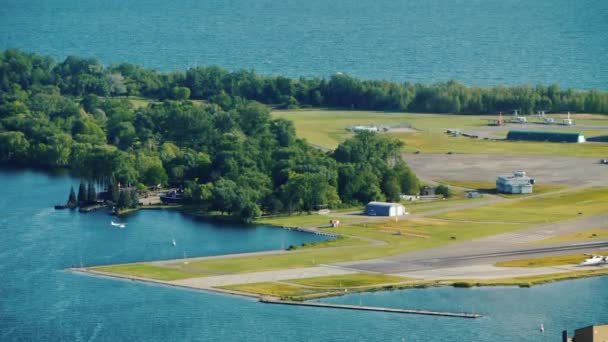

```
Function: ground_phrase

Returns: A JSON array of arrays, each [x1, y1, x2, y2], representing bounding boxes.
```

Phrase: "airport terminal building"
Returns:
[[496, 171, 534, 194]]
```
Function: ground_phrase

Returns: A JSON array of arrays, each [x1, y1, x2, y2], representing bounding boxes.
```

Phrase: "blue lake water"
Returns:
[[1, 169, 607, 341], [1, 0, 607, 89]]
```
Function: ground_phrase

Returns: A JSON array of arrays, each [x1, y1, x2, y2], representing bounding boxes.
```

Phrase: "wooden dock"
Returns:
[[260, 298, 481, 318], [78, 204, 106, 213]]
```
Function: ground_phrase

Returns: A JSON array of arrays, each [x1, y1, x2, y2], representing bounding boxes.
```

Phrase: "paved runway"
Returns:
[[333, 240, 608, 274], [403, 154, 608, 186]]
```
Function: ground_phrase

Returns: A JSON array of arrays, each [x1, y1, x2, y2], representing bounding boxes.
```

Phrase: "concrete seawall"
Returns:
[[260, 298, 481, 318]]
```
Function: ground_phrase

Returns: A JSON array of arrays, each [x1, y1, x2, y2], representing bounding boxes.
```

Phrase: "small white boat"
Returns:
[[172, 238, 176, 247], [111, 221, 126, 228]]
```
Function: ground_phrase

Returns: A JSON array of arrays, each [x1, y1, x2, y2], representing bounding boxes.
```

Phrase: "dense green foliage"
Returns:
[[0, 50, 422, 221], [435, 185, 452, 198], [2, 49, 607, 116]]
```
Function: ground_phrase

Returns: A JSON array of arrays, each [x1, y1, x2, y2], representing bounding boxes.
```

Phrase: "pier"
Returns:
[[260, 298, 481, 318]]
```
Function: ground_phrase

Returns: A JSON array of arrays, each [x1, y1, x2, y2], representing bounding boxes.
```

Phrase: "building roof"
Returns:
[[366, 201, 404, 207], [506, 130, 584, 143]]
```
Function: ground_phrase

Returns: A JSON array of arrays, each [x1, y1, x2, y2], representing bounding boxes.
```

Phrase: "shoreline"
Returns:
[[69, 263, 608, 303]]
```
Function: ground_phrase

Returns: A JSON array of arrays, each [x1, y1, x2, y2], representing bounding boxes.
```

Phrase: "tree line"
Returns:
[[1, 49, 607, 115], [1, 50, 422, 221]]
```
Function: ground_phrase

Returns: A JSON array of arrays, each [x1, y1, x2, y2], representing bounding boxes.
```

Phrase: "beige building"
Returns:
[[566, 324, 608, 342]]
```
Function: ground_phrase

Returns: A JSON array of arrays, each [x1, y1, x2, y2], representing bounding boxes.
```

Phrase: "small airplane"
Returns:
[[110, 221, 126, 228], [579, 254, 608, 266]]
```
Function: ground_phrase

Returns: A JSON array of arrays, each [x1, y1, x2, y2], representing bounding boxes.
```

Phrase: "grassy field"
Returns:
[[221, 269, 608, 299], [92, 264, 206, 280], [256, 213, 359, 228], [272, 109, 491, 149], [533, 228, 608, 244], [291, 236, 368, 250], [435, 180, 567, 197], [454, 269, 608, 287], [220, 282, 321, 298], [273, 109, 608, 157], [434, 187, 608, 224], [173, 218, 525, 275], [220, 273, 412, 299], [392, 131, 608, 157], [286, 273, 409, 288], [494, 254, 591, 267]]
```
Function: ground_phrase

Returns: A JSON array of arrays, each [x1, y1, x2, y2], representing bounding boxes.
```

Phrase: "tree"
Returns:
[[116, 190, 130, 210], [108, 175, 120, 203], [212, 178, 239, 215], [171, 86, 191, 100], [87, 182, 97, 203], [129, 190, 139, 207], [435, 184, 451, 198], [382, 173, 401, 202], [67, 186, 77, 207], [141, 163, 168, 186], [0, 131, 30, 163], [77, 181, 87, 205]]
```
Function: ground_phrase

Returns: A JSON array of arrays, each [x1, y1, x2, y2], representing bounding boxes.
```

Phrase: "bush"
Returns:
[[452, 282, 473, 288], [435, 184, 452, 198]]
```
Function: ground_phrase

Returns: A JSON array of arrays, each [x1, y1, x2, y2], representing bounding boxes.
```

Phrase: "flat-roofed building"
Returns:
[[496, 171, 534, 194], [507, 130, 585, 143], [564, 324, 608, 342], [365, 201, 406, 217]]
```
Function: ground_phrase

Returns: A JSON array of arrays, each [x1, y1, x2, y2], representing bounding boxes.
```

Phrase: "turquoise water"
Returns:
[[1, 169, 607, 341], [1, 0, 607, 89]]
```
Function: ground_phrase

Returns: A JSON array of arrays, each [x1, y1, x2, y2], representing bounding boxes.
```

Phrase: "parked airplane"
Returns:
[[110, 221, 126, 228], [579, 254, 608, 266]]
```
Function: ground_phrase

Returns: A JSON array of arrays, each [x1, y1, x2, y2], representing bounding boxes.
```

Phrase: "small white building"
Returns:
[[496, 171, 535, 194], [352, 125, 379, 132], [365, 201, 406, 216]]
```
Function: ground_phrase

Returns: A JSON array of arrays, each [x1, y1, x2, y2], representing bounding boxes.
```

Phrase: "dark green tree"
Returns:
[[108, 175, 120, 203], [87, 182, 97, 203], [67, 186, 77, 207], [77, 181, 87, 205], [116, 190, 130, 210], [435, 184, 452, 198]]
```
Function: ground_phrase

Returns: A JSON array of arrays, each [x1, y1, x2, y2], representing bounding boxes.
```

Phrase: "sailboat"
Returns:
[[111, 221, 126, 228]]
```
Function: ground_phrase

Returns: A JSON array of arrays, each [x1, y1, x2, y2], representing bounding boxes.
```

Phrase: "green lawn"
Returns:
[[256, 213, 359, 228], [436, 180, 567, 197], [220, 273, 412, 299], [454, 269, 608, 287], [220, 282, 320, 298], [495, 254, 592, 267], [393, 131, 608, 157], [272, 109, 491, 149], [92, 264, 207, 280], [533, 228, 608, 245], [434, 187, 608, 224], [405, 197, 486, 214], [291, 236, 368, 250], [286, 273, 409, 288], [273, 109, 608, 157]]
